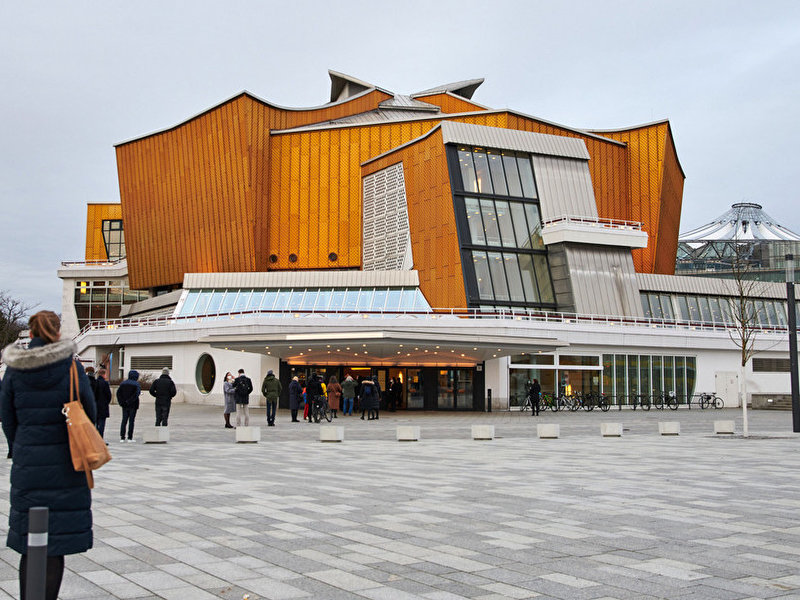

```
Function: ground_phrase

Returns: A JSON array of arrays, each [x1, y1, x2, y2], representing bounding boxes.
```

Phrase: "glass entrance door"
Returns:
[[437, 368, 474, 410]]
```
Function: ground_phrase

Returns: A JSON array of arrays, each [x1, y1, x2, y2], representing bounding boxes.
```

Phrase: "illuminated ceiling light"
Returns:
[[493, 354, 497, 357], [397, 351, 401, 354], [399, 344, 403, 347], [362, 344, 366, 347], [473, 347, 477, 350], [300, 352, 304, 355], [289, 346, 293, 349], [435, 346, 440, 349], [346, 347, 350, 350], [461, 354, 465, 357], [326, 345, 330, 348], [265, 346, 269, 349]]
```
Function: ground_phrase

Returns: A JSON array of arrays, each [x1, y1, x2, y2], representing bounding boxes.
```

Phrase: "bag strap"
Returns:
[[68, 361, 95, 489]]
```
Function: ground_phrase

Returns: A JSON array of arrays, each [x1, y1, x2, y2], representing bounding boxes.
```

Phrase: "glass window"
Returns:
[[675, 356, 686, 402], [206, 291, 224, 314], [756, 300, 769, 326], [329, 289, 345, 311], [687, 296, 700, 321], [603, 355, 613, 396], [641, 294, 652, 318], [502, 152, 523, 196], [343, 290, 359, 311], [248, 290, 265, 311], [486, 150, 508, 196], [523, 204, 544, 249], [273, 290, 291, 311], [773, 301, 787, 327], [510, 354, 555, 365], [686, 357, 697, 398], [300, 289, 317, 310], [495, 201, 516, 247], [372, 289, 388, 311], [180, 291, 200, 316], [464, 198, 485, 245], [480, 200, 501, 246], [261, 290, 277, 311], [518, 254, 539, 303], [234, 289, 252, 312], [677, 296, 690, 320], [639, 355, 651, 396], [510, 202, 529, 249], [473, 150, 493, 194], [698, 296, 712, 322], [487, 252, 509, 301], [458, 149, 478, 193], [357, 289, 373, 310], [709, 297, 723, 323], [504, 254, 525, 302], [472, 251, 493, 300], [414, 290, 432, 311], [614, 355, 626, 403], [288, 290, 304, 310], [385, 289, 402, 311], [315, 289, 331, 310], [649, 293, 663, 318], [627, 355, 639, 396], [193, 290, 212, 315], [560, 355, 600, 366], [660, 295, 674, 320], [664, 356, 675, 396], [517, 156, 538, 198], [651, 356, 663, 394], [533, 255, 555, 303], [219, 290, 238, 313], [399, 288, 416, 311]]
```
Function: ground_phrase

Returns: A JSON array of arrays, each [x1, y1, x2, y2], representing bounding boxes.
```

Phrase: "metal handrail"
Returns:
[[543, 215, 643, 230], [75, 305, 794, 339]]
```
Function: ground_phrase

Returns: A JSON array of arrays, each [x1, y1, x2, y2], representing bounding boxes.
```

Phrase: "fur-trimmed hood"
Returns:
[[2, 339, 77, 371]]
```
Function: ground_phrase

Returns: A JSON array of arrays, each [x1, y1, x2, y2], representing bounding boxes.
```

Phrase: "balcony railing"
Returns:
[[543, 215, 643, 231]]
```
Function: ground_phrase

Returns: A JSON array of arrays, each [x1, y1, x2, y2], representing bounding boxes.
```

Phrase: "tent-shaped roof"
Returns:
[[680, 203, 800, 242], [412, 78, 485, 99]]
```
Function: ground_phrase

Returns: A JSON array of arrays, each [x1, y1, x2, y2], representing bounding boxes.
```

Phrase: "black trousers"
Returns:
[[155, 401, 171, 426], [120, 407, 137, 439], [20, 554, 64, 600]]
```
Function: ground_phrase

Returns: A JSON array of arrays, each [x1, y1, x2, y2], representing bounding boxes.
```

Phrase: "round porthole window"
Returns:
[[328, 252, 338, 262], [195, 353, 216, 394], [289, 253, 298, 263], [269, 254, 278, 263]]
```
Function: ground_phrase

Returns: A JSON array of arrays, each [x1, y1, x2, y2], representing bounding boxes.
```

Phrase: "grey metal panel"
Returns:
[[533, 155, 598, 221], [183, 270, 420, 290], [636, 273, 793, 299], [565, 245, 642, 317], [412, 78, 485, 98], [379, 95, 440, 111], [440, 121, 590, 160]]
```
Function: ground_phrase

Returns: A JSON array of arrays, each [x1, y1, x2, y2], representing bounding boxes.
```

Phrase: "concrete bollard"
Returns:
[[600, 423, 623, 437], [714, 420, 735, 434], [396, 426, 421, 441], [320, 426, 344, 442], [143, 426, 170, 443], [26, 507, 48, 600], [537, 424, 559, 439], [471, 425, 495, 440], [235, 426, 261, 443], [658, 422, 680, 436]]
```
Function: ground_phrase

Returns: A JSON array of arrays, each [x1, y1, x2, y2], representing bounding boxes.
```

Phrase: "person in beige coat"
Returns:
[[327, 376, 342, 419]]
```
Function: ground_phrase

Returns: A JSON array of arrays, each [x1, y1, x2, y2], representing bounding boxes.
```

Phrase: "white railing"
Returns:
[[60, 258, 126, 268], [543, 215, 643, 231], [75, 305, 793, 340]]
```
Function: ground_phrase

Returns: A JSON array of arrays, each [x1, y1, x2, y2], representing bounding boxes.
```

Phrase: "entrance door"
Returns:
[[436, 368, 474, 410]]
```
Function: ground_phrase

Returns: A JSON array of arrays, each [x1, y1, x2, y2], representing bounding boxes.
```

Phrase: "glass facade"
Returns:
[[602, 353, 697, 403], [452, 145, 554, 309], [74, 280, 150, 330], [641, 292, 797, 327], [101, 219, 125, 260], [176, 287, 432, 318]]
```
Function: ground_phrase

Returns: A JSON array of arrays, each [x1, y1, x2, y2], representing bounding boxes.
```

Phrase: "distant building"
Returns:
[[677, 203, 800, 281]]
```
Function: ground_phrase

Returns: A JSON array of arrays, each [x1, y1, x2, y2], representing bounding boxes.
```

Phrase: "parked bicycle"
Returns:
[[631, 394, 651, 411], [698, 392, 724, 409], [311, 396, 332, 422], [652, 391, 679, 411]]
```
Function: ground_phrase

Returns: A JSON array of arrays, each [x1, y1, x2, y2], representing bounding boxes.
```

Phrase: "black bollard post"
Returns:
[[26, 507, 49, 600], [487, 389, 492, 413]]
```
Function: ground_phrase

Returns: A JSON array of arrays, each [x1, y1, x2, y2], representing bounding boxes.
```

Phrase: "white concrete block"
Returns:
[[235, 426, 261, 443], [659, 422, 680, 436], [600, 423, 623, 437], [714, 420, 735, 434], [396, 426, 420, 441], [320, 426, 344, 442], [537, 424, 559, 439], [471, 425, 495, 440], [143, 426, 169, 443]]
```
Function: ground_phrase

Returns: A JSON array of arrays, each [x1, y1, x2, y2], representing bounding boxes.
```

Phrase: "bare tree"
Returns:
[[0, 291, 36, 349]]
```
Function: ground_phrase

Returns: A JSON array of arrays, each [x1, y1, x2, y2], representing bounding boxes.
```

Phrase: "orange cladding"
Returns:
[[362, 129, 466, 309], [85, 204, 123, 261]]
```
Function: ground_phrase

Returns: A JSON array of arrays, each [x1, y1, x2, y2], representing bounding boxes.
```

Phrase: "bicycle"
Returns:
[[519, 395, 532, 412], [698, 392, 724, 409], [631, 394, 651, 411], [311, 397, 332, 422]]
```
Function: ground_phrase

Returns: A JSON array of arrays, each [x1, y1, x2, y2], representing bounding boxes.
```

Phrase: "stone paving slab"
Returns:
[[0, 406, 798, 598]]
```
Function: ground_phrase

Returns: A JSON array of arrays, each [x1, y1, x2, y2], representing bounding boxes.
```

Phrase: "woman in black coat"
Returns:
[[288, 376, 302, 422], [0, 311, 96, 600]]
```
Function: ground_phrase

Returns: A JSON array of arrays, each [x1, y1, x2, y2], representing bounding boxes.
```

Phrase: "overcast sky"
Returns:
[[2, 0, 799, 312]]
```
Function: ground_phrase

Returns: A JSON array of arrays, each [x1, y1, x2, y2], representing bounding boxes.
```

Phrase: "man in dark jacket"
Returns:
[[306, 373, 324, 424], [528, 378, 541, 416], [85, 366, 98, 399], [149, 368, 178, 426], [94, 368, 112, 439], [116, 370, 141, 442], [261, 370, 282, 426], [288, 376, 302, 422], [233, 368, 253, 426]]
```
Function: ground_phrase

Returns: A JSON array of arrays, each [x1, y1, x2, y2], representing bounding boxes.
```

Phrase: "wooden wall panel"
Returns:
[[655, 131, 684, 275], [412, 93, 487, 114], [362, 129, 466, 309], [85, 204, 123, 261]]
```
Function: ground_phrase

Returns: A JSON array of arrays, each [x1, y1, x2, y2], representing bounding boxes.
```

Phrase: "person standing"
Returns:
[[306, 373, 323, 423], [0, 310, 96, 600], [341, 375, 356, 416], [149, 367, 177, 426], [360, 379, 379, 420], [288, 375, 302, 422], [85, 366, 98, 399], [529, 379, 541, 416], [94, 368, 112, 440], [117, 370, 141, 442], [327, 375, 342, 418], [222, 372, 236, 428], [261, 369, 281, 426], [391, 377, 403, 412], [233, 368, 253, 426]]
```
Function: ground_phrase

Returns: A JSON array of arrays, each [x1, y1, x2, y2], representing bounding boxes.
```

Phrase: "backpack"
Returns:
[[235, 376, 253, 398]]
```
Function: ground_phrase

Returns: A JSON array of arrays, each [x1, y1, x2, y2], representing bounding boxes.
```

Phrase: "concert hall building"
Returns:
[[58, 71, 797, 410]]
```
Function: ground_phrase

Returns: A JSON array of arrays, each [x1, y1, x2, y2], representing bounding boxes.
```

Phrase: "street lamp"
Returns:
[[786, 254, 800, 433]]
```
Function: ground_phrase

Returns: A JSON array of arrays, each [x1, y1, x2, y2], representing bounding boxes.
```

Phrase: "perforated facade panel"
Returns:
[[362, 163, 412, 271]]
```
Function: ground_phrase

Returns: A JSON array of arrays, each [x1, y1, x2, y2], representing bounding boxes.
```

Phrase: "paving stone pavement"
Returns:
[[0, 405, 799, 599]]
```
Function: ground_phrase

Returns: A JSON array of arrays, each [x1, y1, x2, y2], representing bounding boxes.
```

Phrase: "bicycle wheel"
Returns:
[[640, 397, 651, 411], [653, 396, 664, 410], [713, 397, 724, 409], [699, 397, 710, 409], [322, 405, 332, 422], [599, 397, 610, 412]]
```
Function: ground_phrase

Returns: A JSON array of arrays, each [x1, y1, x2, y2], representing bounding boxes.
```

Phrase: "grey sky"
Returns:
[[2, 0, 799, 312]]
